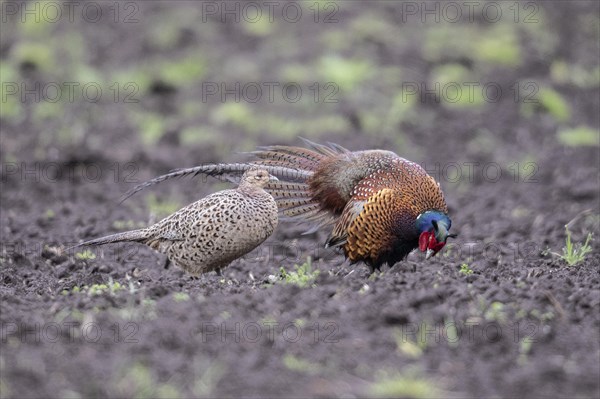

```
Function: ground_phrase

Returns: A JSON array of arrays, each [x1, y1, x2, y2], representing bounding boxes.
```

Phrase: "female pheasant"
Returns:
[[122, 140, 453, 273], [71, 168, 278, 275]]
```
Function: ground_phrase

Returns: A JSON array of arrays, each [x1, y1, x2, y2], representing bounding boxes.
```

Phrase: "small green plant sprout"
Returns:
[[282, 354, 321, 375], [87, 281, 122, 296], [61, 286, 82, 295], [369, 368, 441, 398], [75, 249, 96, 260], [459, 263, 473, 275], [145, 194, 181, 219], [518, 336, 534, 365], [394, 329, 423, 359], [279, 257, 319, 287], [112, 219, 145, 230], [484, 302, 507, 323], [114, 362, 182, 398], [61, 280, 122, 296], [172, 292, 190, 302], [553, 226, 593, 266]]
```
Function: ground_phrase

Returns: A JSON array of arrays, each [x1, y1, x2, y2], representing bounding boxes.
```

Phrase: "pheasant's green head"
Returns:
[[416, 211, 455, 259]]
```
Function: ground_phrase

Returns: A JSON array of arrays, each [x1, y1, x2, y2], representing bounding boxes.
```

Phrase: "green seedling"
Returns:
[[553, 226, 593, 266], [484, 302, 507, 323], [75, 249, 96, 260], [557, 125, 599, 147], [278, 257, 319, 287], [282, 354, 321, 375], [369, 368, 441, 398], [61, 280, 122, 296], [172, 292, 190, 302], [459, 263, 473, 275], [518, 337, 534, 365], [394, 329, 423, 359], [146, 194, 181, 218]]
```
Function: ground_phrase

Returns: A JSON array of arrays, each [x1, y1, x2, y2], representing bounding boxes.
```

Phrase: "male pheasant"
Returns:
[[122, 140, 453, 272], [72, 168, 278, 275]]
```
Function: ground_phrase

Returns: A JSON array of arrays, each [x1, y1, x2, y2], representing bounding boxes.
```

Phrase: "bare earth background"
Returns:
[[1, 1, 599, 398]]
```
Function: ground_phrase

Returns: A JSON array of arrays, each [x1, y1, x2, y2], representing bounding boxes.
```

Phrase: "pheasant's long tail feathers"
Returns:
[[285, 203, 321, 218], [298, 138, 351, 157], [265, 182, 312, 198], [252, 139, 349, 163], [120, 141, 352, 228], [266, 179, 321, 221], [250, 149, 321, 168], [252, 141, 352, 228], [68, 229, 148, 251], [120, 162, 317, 203], [120, 163, 250, 203]]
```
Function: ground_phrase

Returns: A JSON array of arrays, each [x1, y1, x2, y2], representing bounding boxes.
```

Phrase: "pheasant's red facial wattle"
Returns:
[[418, 231, 431, 252], [418, 230, 446, 258]]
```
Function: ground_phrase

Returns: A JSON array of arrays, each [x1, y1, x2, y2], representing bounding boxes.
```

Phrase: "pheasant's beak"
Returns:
[[425, 248, 435, 260]]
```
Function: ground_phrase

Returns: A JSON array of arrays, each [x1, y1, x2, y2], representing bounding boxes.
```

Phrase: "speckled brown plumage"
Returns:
[[73, 168, 278, 275], [122, 140, 451, 272], [323, 156, 449, 267]]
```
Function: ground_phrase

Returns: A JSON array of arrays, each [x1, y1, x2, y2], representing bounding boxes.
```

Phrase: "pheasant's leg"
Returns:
[[367, 264, 375, 275]]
